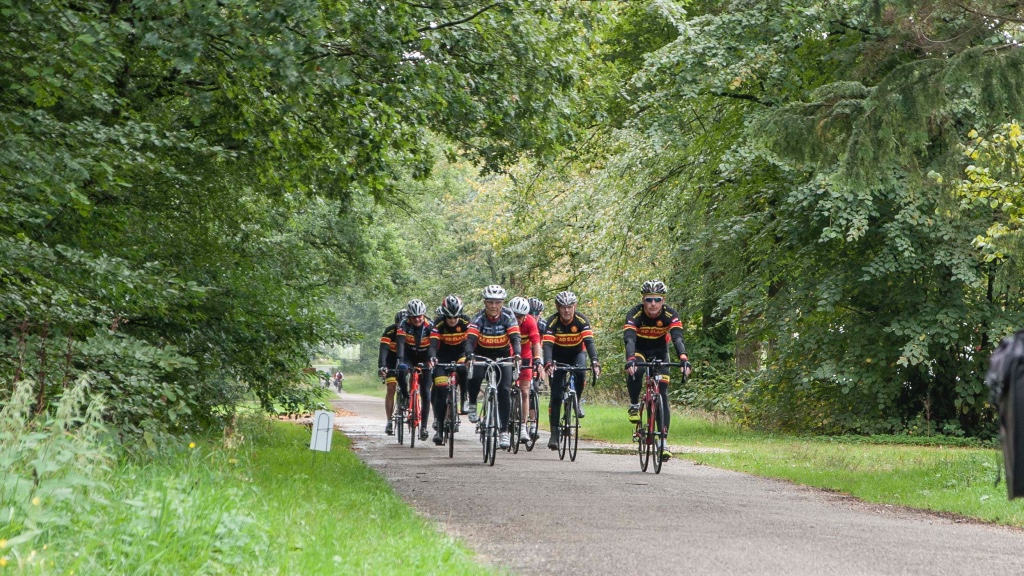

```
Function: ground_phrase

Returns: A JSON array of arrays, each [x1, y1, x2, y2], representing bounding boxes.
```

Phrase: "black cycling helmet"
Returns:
[[406, 299, 427, 316], [394, 310, 407, 325], [555, 290, 577, 306], [441, 294, 464, 317], [528, 297, 544, 315], [435, 305, 444, 317], [641, 280, 668, 295]]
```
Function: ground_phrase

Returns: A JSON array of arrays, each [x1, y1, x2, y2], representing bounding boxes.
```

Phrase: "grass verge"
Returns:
[[573, 400, 1024, 526], [4, 414, 489, 574], [341, 372, 388, 398]]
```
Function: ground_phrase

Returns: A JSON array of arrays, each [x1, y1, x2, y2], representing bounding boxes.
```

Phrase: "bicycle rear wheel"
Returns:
[[567, 392, 579, 462], [395, 406, 405, 446], [485, 389, 498, 466], [638, 397, 652, 472], [447, 383, 457, 459], [653, 395, 665, 474]]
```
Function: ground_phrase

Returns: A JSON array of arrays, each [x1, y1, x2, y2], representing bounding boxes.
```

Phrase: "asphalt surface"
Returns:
[[334, 392, 1024, 575]]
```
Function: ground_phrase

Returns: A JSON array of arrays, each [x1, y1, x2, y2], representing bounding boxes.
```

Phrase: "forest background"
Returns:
[[6, 0, 1024, 446]]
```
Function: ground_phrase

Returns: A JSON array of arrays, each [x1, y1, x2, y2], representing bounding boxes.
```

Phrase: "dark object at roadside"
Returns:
[[985, 330, 1024, 499]]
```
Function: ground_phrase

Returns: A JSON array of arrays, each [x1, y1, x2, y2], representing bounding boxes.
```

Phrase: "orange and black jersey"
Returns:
[[542, 313, 598, 363], [396, 318, 434, 362], [378, 323, 399, 370], [465, 309, 522, 359], [623, 304, 687, 359], [428, 314, 471, 361]]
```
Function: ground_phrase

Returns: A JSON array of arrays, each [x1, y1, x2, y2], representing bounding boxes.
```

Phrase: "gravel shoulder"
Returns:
[[334, 392, 1024, 576]]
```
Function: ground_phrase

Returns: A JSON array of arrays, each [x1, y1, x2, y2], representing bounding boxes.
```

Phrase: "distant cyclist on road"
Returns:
[[427, 295, 470, 445], [396, 299, 434, 442], [378, 309, 406, 436], [542, 290, 600, 450], [463, 284, 522, 449], [508, 296, 543, 445], [623, 280, 692, 461]]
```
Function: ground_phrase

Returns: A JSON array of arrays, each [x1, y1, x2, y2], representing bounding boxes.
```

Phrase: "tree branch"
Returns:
[[417, 2, 501, 33]]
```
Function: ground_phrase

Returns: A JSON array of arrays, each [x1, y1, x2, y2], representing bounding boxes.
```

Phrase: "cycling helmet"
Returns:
[[394, 310, 407, 325], [508, 296, 530, 316], [554, 290, 578, 307], [641, 280, 668, 295], [528, 297, 545, 315], [435, 305, 444, 317], [441, 294, 464, 317], [406, 299, 427, 316], [481, 284, 507, 300]]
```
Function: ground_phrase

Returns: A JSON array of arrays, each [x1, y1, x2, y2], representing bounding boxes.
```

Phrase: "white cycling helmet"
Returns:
[[508, 296, 530, 316], [641, 280, 668, 295], [482, 284, 507, 300]]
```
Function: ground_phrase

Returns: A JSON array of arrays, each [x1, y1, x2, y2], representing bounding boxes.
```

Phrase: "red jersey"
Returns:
[[516, 312, 541, 362]]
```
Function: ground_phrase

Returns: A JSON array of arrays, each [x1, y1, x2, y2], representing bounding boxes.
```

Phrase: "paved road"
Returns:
[[333, 393, 1024, 575]]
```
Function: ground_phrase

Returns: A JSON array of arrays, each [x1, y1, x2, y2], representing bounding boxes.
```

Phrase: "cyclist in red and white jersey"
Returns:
[[508, 296, 543, 445]]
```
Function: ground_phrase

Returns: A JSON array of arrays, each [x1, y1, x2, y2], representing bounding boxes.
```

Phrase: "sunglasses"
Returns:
[[644, 297, 664, 303]]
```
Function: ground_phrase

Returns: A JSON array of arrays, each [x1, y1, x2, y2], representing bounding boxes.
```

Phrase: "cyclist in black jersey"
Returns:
[[529, 297, 548, 334], [378, 310, 406, 435], [396, 299, 434, 441], [542, 290, 600, 450], [427, 295, 470, 445], [463, 284, 522, 449], [623, 280, 692, 461]]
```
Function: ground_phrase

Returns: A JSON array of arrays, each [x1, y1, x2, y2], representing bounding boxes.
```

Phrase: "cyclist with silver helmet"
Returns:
[[529, 297, 548, 335], [542, 290, 600, 449], [623, 280, 692, 461], [378, 309, 406, 435], [396, 298, 435, 441], [426, 295, 471, 445], [508, 296, 543, 445], [463, 284, 522, 449]]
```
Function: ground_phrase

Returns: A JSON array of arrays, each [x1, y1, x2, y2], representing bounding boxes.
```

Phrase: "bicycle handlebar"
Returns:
[[632, 361, 684, 368]]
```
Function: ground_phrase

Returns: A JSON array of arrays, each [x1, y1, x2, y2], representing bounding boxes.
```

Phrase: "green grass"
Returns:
[[575, 401, 1024, 526], [341, 372, 388, 398], [11, 417, 489, 575]]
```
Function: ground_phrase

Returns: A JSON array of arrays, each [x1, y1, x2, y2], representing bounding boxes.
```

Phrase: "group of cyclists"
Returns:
[[376, 280, 692, 461]]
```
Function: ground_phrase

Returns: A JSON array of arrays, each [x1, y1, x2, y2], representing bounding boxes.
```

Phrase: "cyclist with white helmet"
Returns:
[[426, 295, 471, 445], [623, 280, 692, 461], [378, 309, 406, 435], [395, 298, 434, 441], [542, 290, 600, 449], [463, 284, 522, 449], [508, 296, 543, 445]]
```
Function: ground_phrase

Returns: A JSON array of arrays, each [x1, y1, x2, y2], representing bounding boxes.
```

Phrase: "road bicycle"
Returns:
[[550, 362, 594, 462], [469, 356, 519, 466], [632, 360, 683, 474], [435, 362, 463, 459], [406, 365, 424, 448]]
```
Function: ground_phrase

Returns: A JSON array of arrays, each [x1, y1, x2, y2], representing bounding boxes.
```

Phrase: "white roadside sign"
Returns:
[[309, 410, 335, 452]]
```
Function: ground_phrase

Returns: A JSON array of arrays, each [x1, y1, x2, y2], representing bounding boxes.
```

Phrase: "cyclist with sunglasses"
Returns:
[[426, 295, 470, 445], [395, 299, 435, 441], [542, 290, 600, 450], [623, 280, 692, 461]]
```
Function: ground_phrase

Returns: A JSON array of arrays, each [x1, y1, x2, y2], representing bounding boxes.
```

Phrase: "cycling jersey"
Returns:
[[428, 314, 471, 361], [378, 323, 400, 370], [517, 313, 541, 362], [542, 312, 599, 363], [396, 317, 434, 363], [623, 304, 687, 359], [535, 315, 548, 336], [464, 309, 522, 359]]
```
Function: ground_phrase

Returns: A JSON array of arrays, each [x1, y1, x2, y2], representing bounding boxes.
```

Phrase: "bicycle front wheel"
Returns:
[[567, 392, 579, 462], [652, 394, 665, 474], [510, 390, 522, 454], [447, 385, 457, 459], [395, 408, 405, 446], [524, 387, 539, 452], [485, 389, 498, 466], [558, 397, 570, 461], [409, 389, 420, 449]]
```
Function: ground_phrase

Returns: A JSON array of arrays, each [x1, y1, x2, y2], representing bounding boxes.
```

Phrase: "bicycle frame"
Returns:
[[632, 360, 682, 473], [468, 356, 519, 466], [549, 363, 593, 462], [407, 365, 423, 448]]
